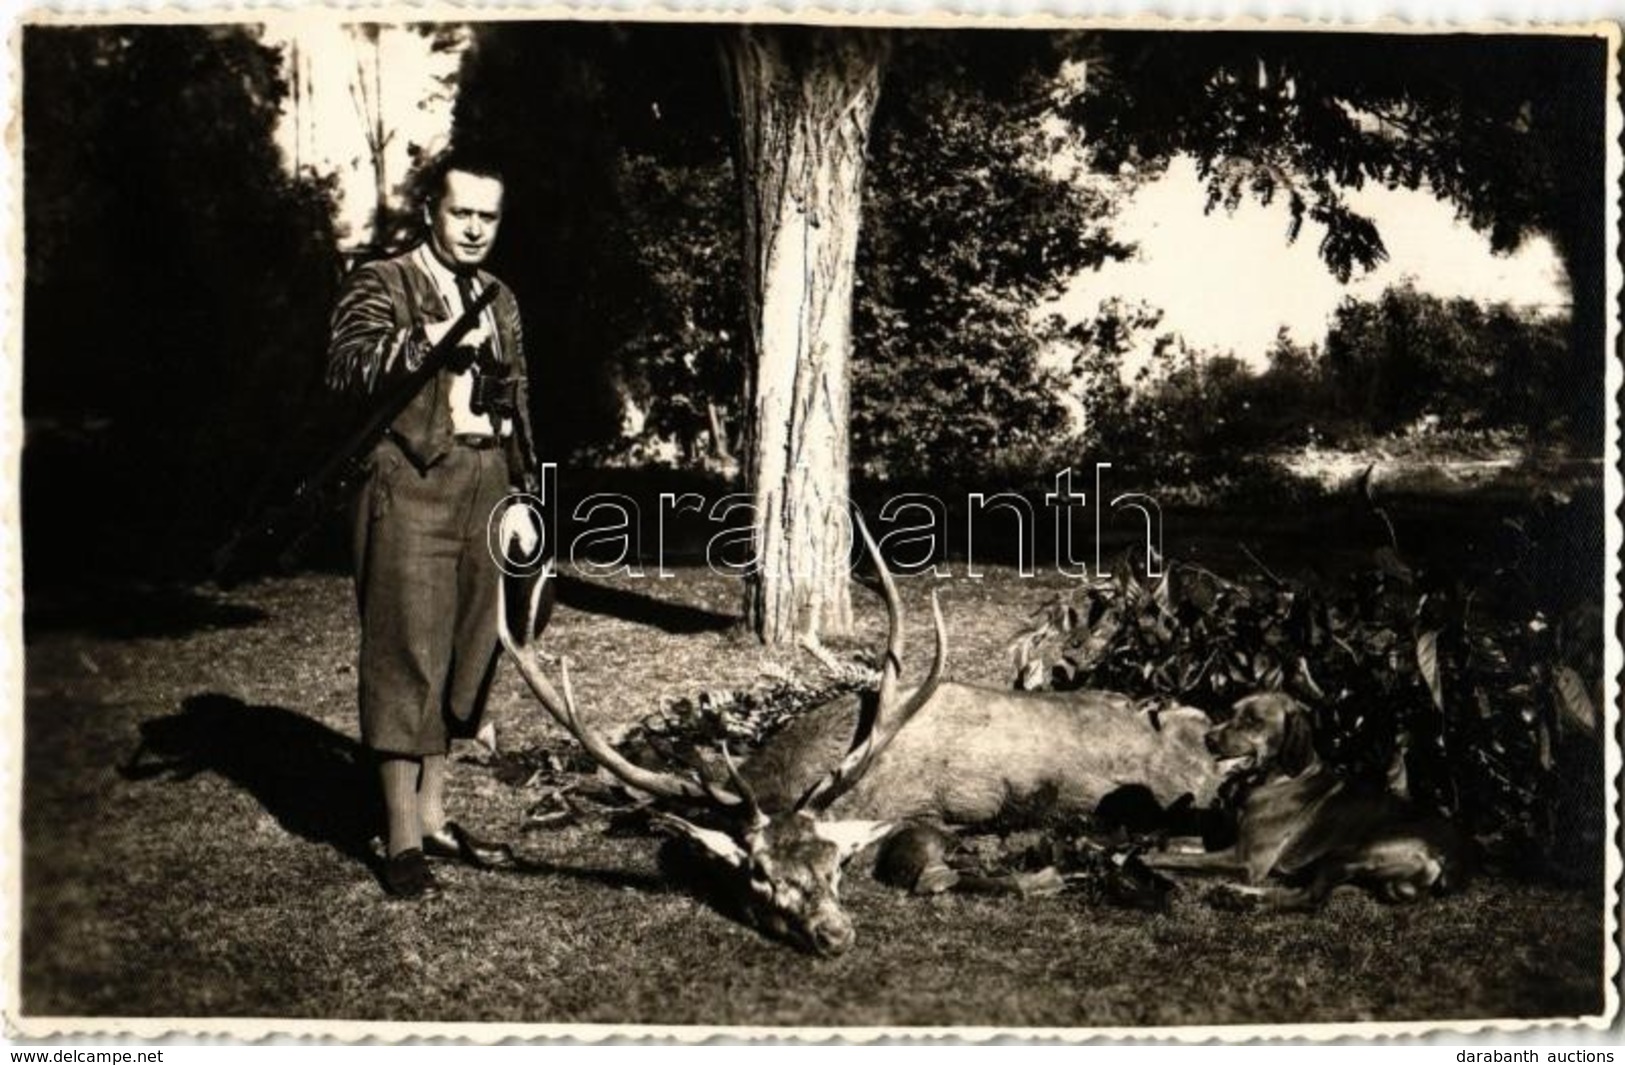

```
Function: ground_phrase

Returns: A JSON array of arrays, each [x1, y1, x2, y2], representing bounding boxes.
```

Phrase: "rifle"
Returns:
[[212, 282, 503, 586]]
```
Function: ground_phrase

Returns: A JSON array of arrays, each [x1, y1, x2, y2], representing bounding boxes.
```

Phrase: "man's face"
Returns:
[[426, 169, 504, 271]]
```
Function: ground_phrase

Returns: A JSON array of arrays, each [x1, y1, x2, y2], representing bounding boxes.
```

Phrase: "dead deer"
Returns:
[[496, 529, 948, 956], [742, 681, 1222, 825], [498, 518, 1223, 954], [741, 548, 1223, 824]]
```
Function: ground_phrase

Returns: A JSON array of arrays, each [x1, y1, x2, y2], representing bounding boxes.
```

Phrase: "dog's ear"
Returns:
[[1275, 702, 1319, 776]]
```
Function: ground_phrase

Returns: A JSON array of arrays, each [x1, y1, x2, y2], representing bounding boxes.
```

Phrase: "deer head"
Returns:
[[496, 517, 945, 956]]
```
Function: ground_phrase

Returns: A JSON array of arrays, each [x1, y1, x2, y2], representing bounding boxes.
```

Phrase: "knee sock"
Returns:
[[418, 753, 448, 835], [379, 756, 421, 858]]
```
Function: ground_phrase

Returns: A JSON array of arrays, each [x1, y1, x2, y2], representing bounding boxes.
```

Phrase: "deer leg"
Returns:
[[1143, 846, 1245, 876], [1203, 880, 1320, 912], [907, 864, 1064, 898], [873, 825, 1053, 897]]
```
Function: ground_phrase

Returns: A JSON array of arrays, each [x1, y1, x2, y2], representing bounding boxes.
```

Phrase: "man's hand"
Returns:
[[423, 315, 491, 350], [422, 316, 491, 373]]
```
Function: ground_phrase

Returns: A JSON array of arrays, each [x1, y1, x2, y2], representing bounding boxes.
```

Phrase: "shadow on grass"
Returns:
[[555, 574, 735, 634], [118, 693, 684, 895], [496, 852, 668, 893], [120, 693, 384, 863], [534, 806, 793, 950], [24, 585, 267, 642], [653, 838, 801, 952]]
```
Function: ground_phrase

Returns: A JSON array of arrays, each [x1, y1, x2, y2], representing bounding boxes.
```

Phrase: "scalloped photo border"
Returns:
[[1, 3, 1618, 1046]]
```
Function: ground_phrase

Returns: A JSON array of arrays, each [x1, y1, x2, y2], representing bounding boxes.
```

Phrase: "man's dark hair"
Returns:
[[417, 149, 507, 210]]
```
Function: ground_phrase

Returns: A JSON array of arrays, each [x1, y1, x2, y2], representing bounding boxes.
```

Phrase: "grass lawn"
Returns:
[[19, 565, 1608, 1030]]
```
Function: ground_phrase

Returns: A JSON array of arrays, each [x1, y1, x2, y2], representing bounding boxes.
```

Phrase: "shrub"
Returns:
[[1007, 489, 1603, 882]]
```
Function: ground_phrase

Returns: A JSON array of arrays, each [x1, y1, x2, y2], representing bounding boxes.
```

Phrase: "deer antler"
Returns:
[[497, 570, 748, 808], [718, 742, 768, 828], [794, 514, 948, 813]]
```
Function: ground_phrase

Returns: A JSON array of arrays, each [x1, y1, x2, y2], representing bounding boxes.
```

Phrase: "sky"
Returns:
[[1050, 155, 1569, 372], [261, 17, 469, 250], [250, 18, 1572, 364]]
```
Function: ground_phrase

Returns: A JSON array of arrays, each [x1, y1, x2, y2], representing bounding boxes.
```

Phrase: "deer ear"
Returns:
[[816, 820, 896, 861], [652, 813, 748, 869]]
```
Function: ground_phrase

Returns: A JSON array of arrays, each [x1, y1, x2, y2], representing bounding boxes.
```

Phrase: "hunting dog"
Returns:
[[1149, 692, 1470, 909]]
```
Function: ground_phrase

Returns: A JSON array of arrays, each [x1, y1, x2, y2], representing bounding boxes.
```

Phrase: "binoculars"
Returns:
[[469, 366, 520, 419]]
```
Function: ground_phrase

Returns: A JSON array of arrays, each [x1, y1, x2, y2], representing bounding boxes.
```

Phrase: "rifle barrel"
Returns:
[[213, 282, 503, 584]]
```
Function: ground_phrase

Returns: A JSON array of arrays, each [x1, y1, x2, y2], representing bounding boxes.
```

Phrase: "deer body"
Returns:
[[500, 517, 1212, 955], [744, 682, 1222, 822]]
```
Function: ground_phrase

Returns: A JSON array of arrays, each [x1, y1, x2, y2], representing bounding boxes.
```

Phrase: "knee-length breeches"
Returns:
[[352, 442, 513, 755]]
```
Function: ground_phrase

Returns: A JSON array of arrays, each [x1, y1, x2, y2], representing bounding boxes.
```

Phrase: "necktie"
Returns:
[[456, 273, 479, 315], [455, 274, 495, 372]]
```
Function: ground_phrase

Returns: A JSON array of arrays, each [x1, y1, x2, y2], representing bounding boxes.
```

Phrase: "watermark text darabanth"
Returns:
[[487, 463, 1164, 581]]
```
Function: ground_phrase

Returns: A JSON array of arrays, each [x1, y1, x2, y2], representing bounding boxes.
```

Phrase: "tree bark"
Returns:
[[722, 27, 890, 644]]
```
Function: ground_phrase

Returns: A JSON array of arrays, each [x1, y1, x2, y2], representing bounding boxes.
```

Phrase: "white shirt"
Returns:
[[415, 245, 509, 438]]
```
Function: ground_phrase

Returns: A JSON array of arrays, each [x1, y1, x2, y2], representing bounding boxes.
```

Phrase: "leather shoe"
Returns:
[[381, 848, 442, 900], [422, 821, 516, 870]]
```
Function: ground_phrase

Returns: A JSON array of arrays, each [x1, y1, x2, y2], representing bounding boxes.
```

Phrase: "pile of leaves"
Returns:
[[1007, 487, 1603, 882], [957, 828, 1180, 910], [869, 809, 1184, 911], [474, 674, 870, 828], [616, 674, 871, 767]]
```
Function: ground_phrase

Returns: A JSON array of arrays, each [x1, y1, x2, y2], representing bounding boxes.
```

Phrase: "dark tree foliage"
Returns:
[[452, 25, 1142, 482], [853, 32, 1134, 485], [1065, 284, 1573, 487], [450, 23, 742, 461], [1066, 31, 1608, 445], [609, 148, 742, 466], [1321, 283, 1569, 435], [23, 25, 339, 580]]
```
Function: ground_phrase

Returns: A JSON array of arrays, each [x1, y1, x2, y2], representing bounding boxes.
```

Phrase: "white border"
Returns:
[[2, 3, 1619, 1045]]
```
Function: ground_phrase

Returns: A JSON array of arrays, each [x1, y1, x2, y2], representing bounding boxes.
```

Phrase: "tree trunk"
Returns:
[[722, 27, 890, 644], [1551, 219, 1608, 449], [705, 399, 735, 464]]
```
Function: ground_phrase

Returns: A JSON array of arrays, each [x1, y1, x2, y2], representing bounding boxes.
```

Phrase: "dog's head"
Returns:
[[1205, 693, 1318, 778]]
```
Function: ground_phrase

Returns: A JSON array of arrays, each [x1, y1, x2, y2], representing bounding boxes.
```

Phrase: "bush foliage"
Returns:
[[851, 36, 1133, 483], [1007, 485, 1603, 882], [1055, 282, 1574, 494]]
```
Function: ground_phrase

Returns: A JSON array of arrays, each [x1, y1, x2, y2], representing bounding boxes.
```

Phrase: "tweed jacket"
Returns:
[[326, 248, 538, 491]]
